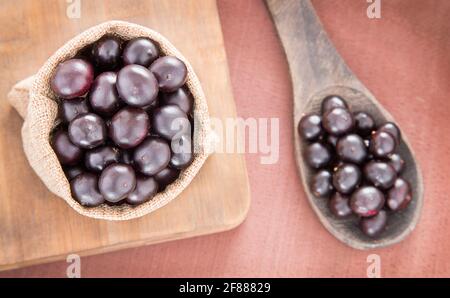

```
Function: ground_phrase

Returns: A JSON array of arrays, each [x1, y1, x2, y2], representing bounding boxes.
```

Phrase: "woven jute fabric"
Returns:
[[7, 21, 212, 220]]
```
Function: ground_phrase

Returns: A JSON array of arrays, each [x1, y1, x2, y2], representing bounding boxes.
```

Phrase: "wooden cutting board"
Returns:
[[0, 0, 250, 271]]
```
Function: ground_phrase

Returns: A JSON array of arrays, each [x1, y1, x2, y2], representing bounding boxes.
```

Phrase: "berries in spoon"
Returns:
[[298, 95, 412, 238], [311, 169, 333, 198], [336, 134, 367, 164], [322, 107, 354, 136], [360, 210, 388, 238], [298, 113, 322, 141], [321, 95, 348, 114], [305, 142, 331, 169], [329, 192, 352, 218], [350, 186, 385, 217]]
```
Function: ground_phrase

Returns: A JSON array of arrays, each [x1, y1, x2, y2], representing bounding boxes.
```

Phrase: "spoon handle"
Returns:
[[266, 0, 365, 110]]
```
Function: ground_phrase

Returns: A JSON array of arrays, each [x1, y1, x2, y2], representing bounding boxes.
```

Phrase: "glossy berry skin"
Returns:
[[116, 64, 159, 107], [126, 176, 158, 205], [354, 112, 375, 136], [329, 192, 352, 218], [311, 170, 333, 197], [298, 113, 322, 141], [169, 134, 193, 169], [85, 146, 120, 172], [92, 36, 121, 69], [70, 172, 105, 207], [387, 178, 412, 211], [305, 142, 331, 169], [322, 107, 354, 136], [68, 113, 107, 149], [321, 95, 348, 114], [89, 72, 121, 116], [99, 163, 136, 203], [379, 122, 401, 144], [59, 97, 90, 123], [152, 105, 189, 141], [123, 38, 159, 67], [133, 137, 171, 176], [160, 88, 193, 115], [150, 56, 187, 92], [360, 210, 387, 238], [154, 167, 180, 189], [336, 134, 367, 164], [109, 107, 149, 149], [370, 131, 396, 158], [350, 186, 385, 217], [364, 161, 397, 190], [389, 153, 405, 174], [51, 59, 94, 99], [52, 130, 83, 166], [332, 163, 361, 194]]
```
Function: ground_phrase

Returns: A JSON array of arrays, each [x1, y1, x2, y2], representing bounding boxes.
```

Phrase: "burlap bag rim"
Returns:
[[15, 20, 211, 221]]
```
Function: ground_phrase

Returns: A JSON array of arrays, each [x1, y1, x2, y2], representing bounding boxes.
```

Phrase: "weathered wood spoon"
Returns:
[[266, 0, 424, 249]]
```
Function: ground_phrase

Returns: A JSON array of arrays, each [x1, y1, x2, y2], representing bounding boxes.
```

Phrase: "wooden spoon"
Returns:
[[266, 0, 424, 249]]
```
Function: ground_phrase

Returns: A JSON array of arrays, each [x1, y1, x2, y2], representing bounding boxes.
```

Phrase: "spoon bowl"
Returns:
[[296, 86, 422, 249], [267, 0, 424, 249]]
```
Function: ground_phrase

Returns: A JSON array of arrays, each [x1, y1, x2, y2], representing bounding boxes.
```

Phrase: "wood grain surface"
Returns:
[[0, 0, 250, 271], [266, 0, 423, 250], [1, 0, 450, 277]]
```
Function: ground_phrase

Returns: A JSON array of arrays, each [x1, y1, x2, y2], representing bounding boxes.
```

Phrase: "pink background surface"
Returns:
[[2, 0, 450, 277]]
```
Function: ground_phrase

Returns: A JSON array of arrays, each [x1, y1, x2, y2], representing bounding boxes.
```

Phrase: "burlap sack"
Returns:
[[7, 21, 212, 221]]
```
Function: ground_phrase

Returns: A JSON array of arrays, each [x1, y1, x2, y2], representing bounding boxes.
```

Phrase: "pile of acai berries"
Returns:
[[50, 35, 193, 207], [298, 96, 412, 238]]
